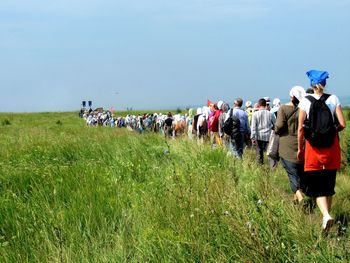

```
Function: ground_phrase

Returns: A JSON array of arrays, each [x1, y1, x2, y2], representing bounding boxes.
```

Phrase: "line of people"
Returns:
[[159, 71, 346, 233], [80, 69, 346, 232]]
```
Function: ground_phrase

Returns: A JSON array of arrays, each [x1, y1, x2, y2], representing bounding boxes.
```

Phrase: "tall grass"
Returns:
[[0, 112, 349, 262]]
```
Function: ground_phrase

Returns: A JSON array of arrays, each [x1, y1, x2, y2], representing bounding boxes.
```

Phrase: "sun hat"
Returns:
[[289, 86, 306, 101], [272, 98, 281, 107], [217, 100, 224, 110]]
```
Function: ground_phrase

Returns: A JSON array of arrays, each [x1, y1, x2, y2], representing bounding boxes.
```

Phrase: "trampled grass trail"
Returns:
[[0, 112, 349, 262]]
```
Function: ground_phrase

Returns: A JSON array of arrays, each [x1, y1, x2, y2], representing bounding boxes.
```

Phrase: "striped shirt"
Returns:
[[251, 109, 274, 142]]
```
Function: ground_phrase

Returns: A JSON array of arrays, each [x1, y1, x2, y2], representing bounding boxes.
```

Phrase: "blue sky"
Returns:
[[1, 0, 349, 112]]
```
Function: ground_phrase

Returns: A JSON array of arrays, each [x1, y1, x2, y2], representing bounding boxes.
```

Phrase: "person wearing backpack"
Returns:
[[196, 107, 209, 144], [222, 103, 241, 157], [163, 112, 174, 138], [218, 102, 231, 149], [297, 70, 346, 232], [231, 98, 250, 158], [192, 107, 202, 137], [275, 86, 306, 204]]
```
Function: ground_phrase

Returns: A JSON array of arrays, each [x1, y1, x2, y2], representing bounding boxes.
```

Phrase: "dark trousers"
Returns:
[[256, 140, 268, 164], [164, 126, 173, 138], [280, 158, 304, 193], [231, 132, 245, 158]]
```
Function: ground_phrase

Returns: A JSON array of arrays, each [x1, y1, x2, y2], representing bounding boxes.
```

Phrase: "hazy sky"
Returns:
[[1, 0, 349, 112]]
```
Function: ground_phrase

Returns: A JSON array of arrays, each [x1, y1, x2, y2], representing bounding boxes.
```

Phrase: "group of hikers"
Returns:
[[81, 69, 346, 232]]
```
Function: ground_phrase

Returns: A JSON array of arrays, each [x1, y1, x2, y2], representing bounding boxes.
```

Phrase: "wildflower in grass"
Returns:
[[281, 242, 286, 249]]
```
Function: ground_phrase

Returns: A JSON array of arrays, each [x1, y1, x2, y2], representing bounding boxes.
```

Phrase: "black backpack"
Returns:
[[164, 117, 173, 127], [303, 94, 336, 148], [223, 109, 241, 141], [193, 114, 200, 132], [198, 118, 208, 136]]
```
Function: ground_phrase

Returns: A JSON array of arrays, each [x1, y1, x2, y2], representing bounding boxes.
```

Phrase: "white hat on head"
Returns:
[[245, 101, 252, 108], [289, 86, 306, 101], [202, 106, 210, 118], [272, 98, 281, 107], [217, 100, 224, 110]]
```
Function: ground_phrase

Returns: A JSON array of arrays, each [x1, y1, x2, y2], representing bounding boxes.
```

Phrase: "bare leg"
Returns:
[[293, 194, 298, 202], [317, 196, 334, 231], [295, 190, 304, 202], [316, 196, 330, 217]]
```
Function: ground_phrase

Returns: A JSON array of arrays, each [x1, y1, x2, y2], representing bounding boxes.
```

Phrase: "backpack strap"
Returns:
[[305, 95, 316, 103], [320, 93, 335, 121], [319, 93, 331, 102], [287, 106, 299, 121], [226, 108, 233, 120], [306, 93, 331, 103]]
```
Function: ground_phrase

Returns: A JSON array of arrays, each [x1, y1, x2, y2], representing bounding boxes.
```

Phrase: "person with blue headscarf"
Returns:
[[306, 70, 329, 87], [297, 69, 346, 232]]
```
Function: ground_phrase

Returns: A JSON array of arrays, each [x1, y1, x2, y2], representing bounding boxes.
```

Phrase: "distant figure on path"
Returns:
[[251, 98, 275, 164], [186, 108, 194, 139], [163, 112, 174, 138], [218, 102, 230, 149], [208, 102, 221, 147], [231, 98, 250, 158]]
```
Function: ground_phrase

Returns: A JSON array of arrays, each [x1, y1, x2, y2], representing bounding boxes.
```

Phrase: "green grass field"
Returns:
[[0, 112, 350, 262]]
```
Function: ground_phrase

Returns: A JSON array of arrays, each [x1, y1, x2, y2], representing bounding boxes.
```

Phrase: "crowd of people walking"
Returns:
[[80, 69, 346, 232]]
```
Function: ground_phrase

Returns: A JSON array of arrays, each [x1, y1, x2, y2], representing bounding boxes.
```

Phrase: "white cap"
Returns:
[[289, 86, 306, 101], [272, 98, 281, 107], [202, 106, 210, 118], [217, 100, 224, 110]]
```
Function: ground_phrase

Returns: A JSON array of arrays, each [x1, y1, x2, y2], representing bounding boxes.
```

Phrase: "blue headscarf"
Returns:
[[306, 70, 329, 86]]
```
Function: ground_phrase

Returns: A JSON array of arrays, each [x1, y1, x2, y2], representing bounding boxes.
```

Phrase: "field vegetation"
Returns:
[[0, 111, 350, 262]]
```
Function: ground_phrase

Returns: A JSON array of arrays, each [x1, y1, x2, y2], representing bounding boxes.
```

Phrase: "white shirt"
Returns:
[[298, 94, 341, 118]]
